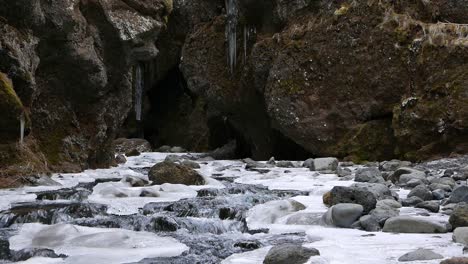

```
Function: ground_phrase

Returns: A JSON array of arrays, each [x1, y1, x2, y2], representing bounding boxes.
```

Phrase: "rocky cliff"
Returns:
[[0, 0, 467, 186]]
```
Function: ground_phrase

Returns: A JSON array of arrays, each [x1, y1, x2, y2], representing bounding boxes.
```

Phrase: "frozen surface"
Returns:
[[10, 223, 188, 264]]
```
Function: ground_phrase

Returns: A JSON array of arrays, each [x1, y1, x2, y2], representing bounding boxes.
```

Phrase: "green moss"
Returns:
[[334, 4, 350, 16], [39, 128, 67, 165], [277, 78, 303, 95]]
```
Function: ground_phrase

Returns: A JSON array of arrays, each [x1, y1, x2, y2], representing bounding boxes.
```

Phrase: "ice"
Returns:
[[134, 63, 143, 121], [10, 223, 188, 264], [225, 0, 238, 74], [20, 113, 25, 144]]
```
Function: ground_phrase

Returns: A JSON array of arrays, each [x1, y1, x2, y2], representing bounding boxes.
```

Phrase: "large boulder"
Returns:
[[322, 203, 364, 228], [263, 244, 320, 264], [382, 216, 447, 233], [389, 167, 427, 185], [448, 186, 468, 204], [114, 138, 152, 154], [354, 167, 385, 183], [149, 161, 205, 185], [449, 203, 468, 229], [407, 185, 433, 201], [313, 158, 339, 172], [327, 186, 377, 214], [441, 258, 468, 264]]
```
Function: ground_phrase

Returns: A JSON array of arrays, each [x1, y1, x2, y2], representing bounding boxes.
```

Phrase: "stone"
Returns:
[[156, 145, 171, 152], [337, 166, 352, 177], [397, 249, 443, 262], [431, 177, 456, 188], [323, 191, 332, 206], [139, 189, 160, 197], [449, 203, 468, 229], [125, 149, 141, 157], [170, 146, 186, 153], [165, 155, 182, 163], [263, 244, 320, 264], [376, 199, 402, 209], [390, 167, 426, 184], [429, 183, 452, 192], [303, 158, 315, 170], [322, 203, 364, 228], [181, 160, 201, 169], [123, 175, 149, 187], [115, 154, 127, 164], [114, 138, 152, 153], [406, 179, 424, 188], [453, 166, 468, 181], [432, 189, 446, 200], [359, 215, 381, 231], [276, 161, 295, 168], [415, 201, 440, 213], [351, 183, 393, 200], [382, 216, 447, 233], [379, 160, 411, 171], [440, 257, 468, 264], [355, 167, 385, 183], [453, 227, 468, 245], [448, 186, 468, 204], [149, 161, 205, 185], [408, 185, 433, 201], [328, 186, 377, 213], [313, 158, 339, 172], [370, 206, 399, 225], [401, 196, 424, 206], [0, 239, 10, 260], [244, 158, 274, 170]]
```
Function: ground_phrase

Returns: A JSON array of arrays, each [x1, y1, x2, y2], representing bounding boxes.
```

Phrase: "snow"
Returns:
[[9, 223, 188, 264]]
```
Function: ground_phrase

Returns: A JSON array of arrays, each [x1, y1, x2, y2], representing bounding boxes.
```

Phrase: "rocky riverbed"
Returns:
[[0, 152, 468, 264]]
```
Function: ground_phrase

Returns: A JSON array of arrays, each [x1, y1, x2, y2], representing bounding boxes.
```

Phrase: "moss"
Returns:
[[277, 78, 303, 95], [38, 128, 67, 165], [332, 119, 397, 162], [334, 4, 350, 16]]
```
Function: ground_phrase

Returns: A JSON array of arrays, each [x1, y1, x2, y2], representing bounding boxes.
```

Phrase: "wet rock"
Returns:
[[123, 175, 148, 187], [313, 158, 338, 172], [114, 138, 152, 154], [432, 189, 446, 200], [408, 185, 433, 201], [25, 175, 62, 187], [431, 177, 456, 188], [355, 167, 385, 183], [351, 183, 393, 201], [156, 145, 172, 152], [453, 227, 468, 245], [276, 161, 295, 168], [376, 199, 402, 209], [401, 196, 424, 206], [337, 166, 352, 177], [415, 201, 440, 213], [115, 154, 127, 164], [181, 160, 201, 169], [379, 160, 411, 172], [440, 257, 468, 264], [165, 155, 182, 163], [10, 248, 67, 262], [206, 140, 236, 160], [369, 206, 399, 226], [397, 248, 443, 262], [149, 162, 205, 185], [429, 183, 452, 192], [125, 149, 141, 157], [244, 158, 274, 170], [139, 189, 160, 197], [263, 244, 320, 264], [453, 166, 468, 181], [0, 238, 10, 260], [359, 215, 381, 232], [449, 203, 468, 229], [303, 158, 314, 170], [382, 216, 447, 233], [322, 203, 364, 228], [448, 186, 468, 203], [328, 186, 377, 213], [390, 168, 426, 184], [170, 146, 187, 153]]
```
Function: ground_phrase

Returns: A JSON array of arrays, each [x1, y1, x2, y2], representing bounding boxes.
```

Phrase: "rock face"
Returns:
[[0, 0, 172, 185], [263, 244, 320, 264], [1, 0, 467, 186], [179, 0, 468, 162], [149, 161, 205, 185]]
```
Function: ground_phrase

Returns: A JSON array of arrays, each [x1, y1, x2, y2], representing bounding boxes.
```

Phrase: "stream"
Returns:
[[0, 153, 463, 264]]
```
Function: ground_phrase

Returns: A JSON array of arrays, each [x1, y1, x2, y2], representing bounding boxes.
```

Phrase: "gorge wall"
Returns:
[[0, 0, 467, 186]]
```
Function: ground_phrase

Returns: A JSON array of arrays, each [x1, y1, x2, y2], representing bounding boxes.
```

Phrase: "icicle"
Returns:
[[243, 24, 247, 63], [134, 64, 143, 121], [225, 0, 238, 74], [19, 113, 25, 145]]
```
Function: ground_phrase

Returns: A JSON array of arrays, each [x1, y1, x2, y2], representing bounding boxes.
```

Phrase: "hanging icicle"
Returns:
[[243, 24, 247, 64], [19, 113, 25, 145], [134, 63, 144, 121], [225, 0, 238, 74]]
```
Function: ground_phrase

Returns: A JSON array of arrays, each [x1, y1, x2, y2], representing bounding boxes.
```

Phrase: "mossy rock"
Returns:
[[0, 72, 26, 141]]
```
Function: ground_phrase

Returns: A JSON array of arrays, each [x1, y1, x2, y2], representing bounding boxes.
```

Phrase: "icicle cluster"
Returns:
[[19, 113, 25, 144], [225, 0, 238, 74], [134, 64, 143, 121]]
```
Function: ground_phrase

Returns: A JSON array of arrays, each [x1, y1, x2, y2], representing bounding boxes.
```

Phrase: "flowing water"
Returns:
[[0, 153, 463, 264]]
